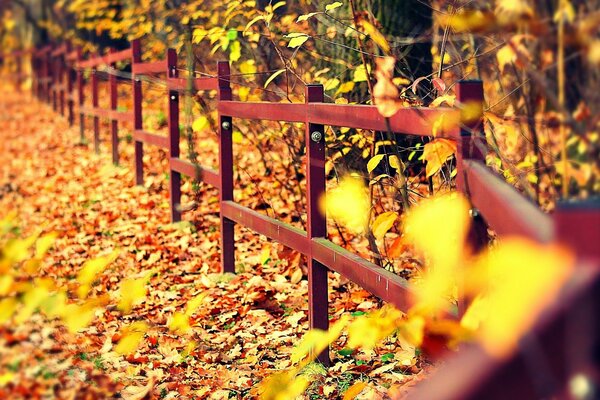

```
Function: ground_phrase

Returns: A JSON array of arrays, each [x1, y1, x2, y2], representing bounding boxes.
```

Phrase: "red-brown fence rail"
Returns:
[[5, 40, 599, 398]]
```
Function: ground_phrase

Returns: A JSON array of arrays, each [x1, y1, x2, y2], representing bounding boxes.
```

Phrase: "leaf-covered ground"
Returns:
[[0, 85, 431, 399]]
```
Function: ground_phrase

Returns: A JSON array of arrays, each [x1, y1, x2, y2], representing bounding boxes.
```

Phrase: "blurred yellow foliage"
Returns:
[[319, 175, 369, 234]]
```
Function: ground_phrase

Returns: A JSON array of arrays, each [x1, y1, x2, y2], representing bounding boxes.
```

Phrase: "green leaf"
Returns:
[[337, 348, 354, 357], [325, 2, 343, 12], [226, 29, 238, 41], [264, 69, 286, 88], [367, 154, 385, 173]]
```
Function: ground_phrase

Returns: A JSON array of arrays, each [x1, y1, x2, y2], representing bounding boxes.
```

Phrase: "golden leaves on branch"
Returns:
[[422, 139, 457, 178]]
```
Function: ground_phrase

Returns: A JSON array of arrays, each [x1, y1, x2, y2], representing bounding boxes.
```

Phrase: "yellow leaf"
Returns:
[[347, 306, 403, 350], [238, 60, 256, 75], [287, 33, 309, 48], [291, 315, 349, 365], [388, 155, 403, 171], [62, 303, 97, 333], [0, 298, 18, 323], [243, 15, 265, 34], [360, 19, 390, 54], [35, 232, 58, 258], [118, 277, 147, 313], [465, 238, 574, 357], [232, 131, 244, 143], [40, 290, 68, 319], [259, 371, 310, 400], [495, 0, 534, 24], [343, 382, 368, 400], [192, 116, 209, 132], [297, 12, 318, 23], [437, 10, 496, 33], [325, 2, 343, 12], [587, 40, 600, 66], [169, 312, 191, 334], [335, 81, 355, 95], [461, 100, 484, 125], [497, 44, 516, 73], [422, 138, 457, 177], [430, 94, 455, 108], [77, 251, 119, 298], [0, 275, 13, 296], [353, 64, 370, 82], [185, 293, 208, 317], [229, 40, 241, 62], [371, 211, 398, 240], [3, 233, 39, 263], [15, 286, 49, 324], [260, 245, 271, 265], [460, 294, 488, 331], [115, 321, 148, 355], [397, 314, 425, 347], [324, 78, 340, 91], [0, 372, 14, 387], [404, 193, 470, 314], [319, 176, 369, 233], [264, 69, 285, 88], [367, 154, 385, 173], [238, 86, 250, 101]]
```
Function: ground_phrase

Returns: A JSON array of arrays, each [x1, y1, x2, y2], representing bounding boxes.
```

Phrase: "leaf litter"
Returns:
[[0, 84, 430, 399]]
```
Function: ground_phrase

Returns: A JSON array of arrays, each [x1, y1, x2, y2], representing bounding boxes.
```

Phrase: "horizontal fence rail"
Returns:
[[10, 38, 598, 397]]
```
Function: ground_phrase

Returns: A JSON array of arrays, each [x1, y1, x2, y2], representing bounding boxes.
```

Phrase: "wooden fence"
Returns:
[[5, 40, 600, 398]]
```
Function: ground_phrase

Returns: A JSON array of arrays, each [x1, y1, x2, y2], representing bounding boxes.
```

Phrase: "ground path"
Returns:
[[0, 85, 426, 399]]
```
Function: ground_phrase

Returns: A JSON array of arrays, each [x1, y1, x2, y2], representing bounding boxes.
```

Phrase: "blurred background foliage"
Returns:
[[1, 0, 599, 268]]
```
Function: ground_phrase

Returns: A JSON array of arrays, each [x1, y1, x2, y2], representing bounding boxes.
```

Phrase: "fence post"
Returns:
[[132, 39, 144, 185], [59, 46, 66, 117], [91, 54, 100, 154], [52, 46, 58, 112], [217, 61, 235, 273], [455, 80, 487, 315], [31, 51, 37, 98], [109, 48, 119, 165], [167, 48, 181, 223], [305, 84, 330, 366], [76, 48, 85, 143], [66, 41, 74, 126], [15, 55, 22, 91], [44, 49, 51, 104]]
